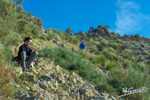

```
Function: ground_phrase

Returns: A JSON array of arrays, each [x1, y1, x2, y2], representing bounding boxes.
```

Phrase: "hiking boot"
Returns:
[[34, 59, 40, 65], [22, 67, 27, 72], [26, 62, 32, 68], [26, 64, 32, 69]]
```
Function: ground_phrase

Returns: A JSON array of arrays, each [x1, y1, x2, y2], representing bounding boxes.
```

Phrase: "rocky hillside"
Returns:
[[1, 0, 150, 100], [11, 57, 115, 100]]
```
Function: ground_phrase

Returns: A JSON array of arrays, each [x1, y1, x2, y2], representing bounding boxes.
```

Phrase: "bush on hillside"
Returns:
[[0, 0, 17, 38], [47, 29, 54, 40], [96, 44, 104, 51], [28, 23, 40, 39], [39, 34, 47, 41], [100, 66, 150, 99], [68, 36, 79, 45], [103, 49, 118, 61], [136, 62, 147, 72], [93, 54, 107, 67], [88, 38, 95, 45], [106, 61, 116, 70], [123, 49, 134, 59], [0, 42, 17, 99], [122, 59, 133, 69], [109, 42, 120, 49], [39, 47, 102, 85]]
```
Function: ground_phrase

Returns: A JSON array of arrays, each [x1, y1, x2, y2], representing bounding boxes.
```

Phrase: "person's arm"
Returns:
[[83, 43, 85, 49], [32, 48, 39, 52]]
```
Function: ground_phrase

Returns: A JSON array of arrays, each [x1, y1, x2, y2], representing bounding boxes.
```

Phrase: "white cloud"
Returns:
[[114, 0, 150, 36]]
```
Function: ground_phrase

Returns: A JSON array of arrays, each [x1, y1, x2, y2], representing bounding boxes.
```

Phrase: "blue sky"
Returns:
[[13, 0, 150, 37]]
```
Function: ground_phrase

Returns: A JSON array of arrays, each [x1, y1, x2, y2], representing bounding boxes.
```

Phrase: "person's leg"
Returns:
[[20, 51, 27, 69], [82, 49, 84, 54], [26, 52, 38, 65]]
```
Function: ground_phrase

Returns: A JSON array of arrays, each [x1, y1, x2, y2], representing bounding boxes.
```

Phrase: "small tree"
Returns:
[[65, 27, 74, 34], [16, 5, 23, 13], [16, 0, 24, 5], [135, 34, 140, 38], [90, 26, 94, 30], [98, 25, 103, 28]]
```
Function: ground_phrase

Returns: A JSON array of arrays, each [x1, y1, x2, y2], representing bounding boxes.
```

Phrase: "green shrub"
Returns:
[[39, 47, 102, 85], [123, 49, 134, 59], [1, 32, 22, 46], [123, 59, 133, 68], [115, 39, 123, 43], [95, 37, 99, 41], [100, 82, 116, 96], [47, 29, 54, 40], [93, 54, 107, 67], [39, 34, 47, 41], [72, 36, 79, 45], [28, 23, 40, 39], [101, 39, 108, 46], [89, 45, 99, 54], [0, 0, 17, 38], [110, 42, 120, 49], [103, 49, 117, 61], [143, 50, 148, 55], [78, 52, 89, 60], [137, 62, 147, 72], [69, 36, 79, 45], [96, 44, 104, 51], [106, 61, 116, 70], [101, 67, 150, 99], [0, 43, 17, 99], [60, 33, 66, 40], [88, 38, 95, 45], [51, 29, 66, 40]]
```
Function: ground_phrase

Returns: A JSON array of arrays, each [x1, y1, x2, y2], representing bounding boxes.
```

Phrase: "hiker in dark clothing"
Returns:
[[13, 37, 38, 71]]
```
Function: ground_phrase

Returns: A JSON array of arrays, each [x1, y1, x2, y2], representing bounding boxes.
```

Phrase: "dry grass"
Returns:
[[0, 46, 17, 99], [0, 62, 16, 99]]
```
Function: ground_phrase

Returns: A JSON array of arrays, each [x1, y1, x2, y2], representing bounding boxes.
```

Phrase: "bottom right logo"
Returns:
[[118, 87, 147, 98]]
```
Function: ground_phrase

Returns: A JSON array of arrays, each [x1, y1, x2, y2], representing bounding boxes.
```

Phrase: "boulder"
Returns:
[[39, 81, 48, 90], [34, 91, 58, 100], [20, 72, 37, 82], [30, 84, 41, 92], [40, 75, 52, 81]]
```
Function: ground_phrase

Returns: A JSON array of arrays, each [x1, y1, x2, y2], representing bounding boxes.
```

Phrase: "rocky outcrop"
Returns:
[[75, 25, 150, 44], [12, 57, 116, 100]]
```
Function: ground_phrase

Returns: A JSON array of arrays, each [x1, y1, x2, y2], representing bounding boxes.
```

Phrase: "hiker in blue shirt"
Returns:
[[79, 41, 85, 53]]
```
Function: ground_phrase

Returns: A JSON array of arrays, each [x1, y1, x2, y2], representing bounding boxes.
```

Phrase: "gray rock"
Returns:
[[20, 72, 37, 82], [15, 93, 32, 100], [59, 44, 68, 48], [59, 91, 69, 96], [55, 37, 62, 42], [79, 88, 86, 95], [82, 83, 95, 90], [39, 81, 48, 90], [30, 84, 41, 92], [34, 90, 58, 100], [95, 96, 106, 100], [40, 75, 52, 81], [59, 96, 68, 100]]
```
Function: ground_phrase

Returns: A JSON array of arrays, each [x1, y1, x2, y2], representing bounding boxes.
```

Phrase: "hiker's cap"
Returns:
[[24, 37, 32, 42], [28, 37, 32, 40]]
